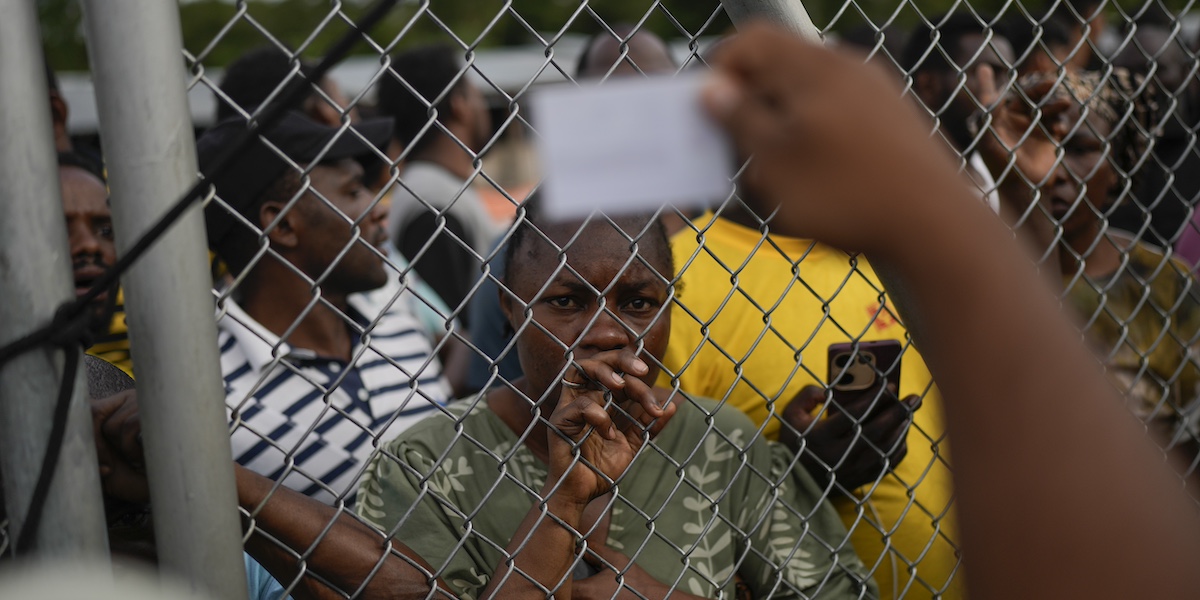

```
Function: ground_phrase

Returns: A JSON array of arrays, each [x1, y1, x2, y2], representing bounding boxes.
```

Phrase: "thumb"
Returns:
[[700, 73, 743, 125], [790, 385, 824, 414], [977, 63, 1000, 109]]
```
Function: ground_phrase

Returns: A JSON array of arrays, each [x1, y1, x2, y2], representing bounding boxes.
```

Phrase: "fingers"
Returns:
[[578, 400, 618, 441], [565, 351, 663, 422], [100, 391, 145, 469], [977, 63, 1001, 109], [91, 390, 145, 471], [782, 385, 823, 430], [564, 351, 650, 394], [826, 382, 898, 423], [701, 24, 829, 158], [706, 23, 820, 95]]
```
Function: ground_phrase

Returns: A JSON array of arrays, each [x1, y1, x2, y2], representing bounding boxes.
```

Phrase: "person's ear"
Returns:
[[258, 198, 302, 250], [449, 87, 473, 127], [49, 92, 71, 150], [498, 281, 520, 334]]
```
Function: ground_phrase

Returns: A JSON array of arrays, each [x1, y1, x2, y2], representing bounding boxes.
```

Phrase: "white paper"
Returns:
[[530, 74, 734, 221]]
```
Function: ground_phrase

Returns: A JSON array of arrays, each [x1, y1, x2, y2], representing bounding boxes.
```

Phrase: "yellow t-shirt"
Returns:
[[663, 213, 961, 600], [86, 288, 133, 378]]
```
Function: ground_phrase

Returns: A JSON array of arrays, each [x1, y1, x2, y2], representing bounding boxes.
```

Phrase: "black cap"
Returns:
[[198, 111, 392, 247]]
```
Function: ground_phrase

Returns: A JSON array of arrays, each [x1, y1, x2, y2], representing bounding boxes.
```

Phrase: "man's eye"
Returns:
[[546, 296, 576, 309], [626, 298, 657, 312], [98, 224, 115, 240], [1066, 141, 1103, 155]]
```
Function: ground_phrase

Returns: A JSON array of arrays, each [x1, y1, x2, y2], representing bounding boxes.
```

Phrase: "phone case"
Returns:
[[827, 340, 903, 393]]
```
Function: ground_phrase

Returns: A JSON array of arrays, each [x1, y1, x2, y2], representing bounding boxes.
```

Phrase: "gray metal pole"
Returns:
[[0, 0, 110, 560], [80, 2, 248, 598], [720, 0, 822, 41]]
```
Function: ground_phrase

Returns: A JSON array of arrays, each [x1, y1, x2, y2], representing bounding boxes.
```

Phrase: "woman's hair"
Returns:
[[1056, 69, 1159, 188]]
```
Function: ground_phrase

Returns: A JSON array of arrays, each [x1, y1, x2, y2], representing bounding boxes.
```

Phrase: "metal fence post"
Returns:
[[0, 0, 110, 560], [79, 2, 249, 598], [720, 0, 822, 41]]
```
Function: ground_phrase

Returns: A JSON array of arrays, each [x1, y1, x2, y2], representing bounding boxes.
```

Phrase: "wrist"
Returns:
[[539, 482, 590, 522]]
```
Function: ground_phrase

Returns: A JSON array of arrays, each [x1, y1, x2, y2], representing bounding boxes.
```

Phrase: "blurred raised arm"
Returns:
[[702, 23, 1200, 600]]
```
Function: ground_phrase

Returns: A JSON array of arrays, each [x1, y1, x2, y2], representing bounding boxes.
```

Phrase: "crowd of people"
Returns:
[[14, 1, 1200, 598]]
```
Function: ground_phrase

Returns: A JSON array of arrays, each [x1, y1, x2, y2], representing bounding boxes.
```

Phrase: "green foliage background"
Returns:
[[39, 0, 1193, 72]]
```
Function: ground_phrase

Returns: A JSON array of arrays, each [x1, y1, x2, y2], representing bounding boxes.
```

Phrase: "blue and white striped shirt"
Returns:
[[217, 295, 450, 504]]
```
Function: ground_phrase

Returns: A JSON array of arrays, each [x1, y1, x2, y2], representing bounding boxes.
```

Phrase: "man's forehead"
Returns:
[[60, 165, 110, 207], [585, 34, 675, 75]]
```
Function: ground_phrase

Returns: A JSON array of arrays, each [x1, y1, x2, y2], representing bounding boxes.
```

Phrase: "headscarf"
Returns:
[[1054, 68, 1160, 187]]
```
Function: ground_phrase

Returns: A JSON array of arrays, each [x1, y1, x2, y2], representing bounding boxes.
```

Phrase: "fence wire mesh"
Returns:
[[23, 0, 1200, 598]]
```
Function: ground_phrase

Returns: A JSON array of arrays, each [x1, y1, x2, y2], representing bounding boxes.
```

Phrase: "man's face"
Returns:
[[293, 158, 389, 295], [459, 80, 492, 154], [61, 165, 118, 335]]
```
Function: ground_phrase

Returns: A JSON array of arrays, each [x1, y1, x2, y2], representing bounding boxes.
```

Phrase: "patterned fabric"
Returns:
[[218, 295, 451, 504], [663, 213, 960, 600], [1045, 68, 1159, 186], [358, 395, 876, 600], [1064, 237, 1200, 439]]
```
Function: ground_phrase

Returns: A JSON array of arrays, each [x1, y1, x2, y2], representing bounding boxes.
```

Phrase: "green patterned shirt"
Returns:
[[1065, 239, 1200, 436], [358, 394, 876, 599]]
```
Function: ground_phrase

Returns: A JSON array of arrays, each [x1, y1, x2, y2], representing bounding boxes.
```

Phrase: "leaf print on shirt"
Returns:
[[762, 499, 821, 589], [678, 429, 744, 596], [429, 455, 475, 497]]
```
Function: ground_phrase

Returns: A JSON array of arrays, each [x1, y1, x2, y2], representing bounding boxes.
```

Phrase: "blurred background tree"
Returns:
[[38, 0, 1193, 72]]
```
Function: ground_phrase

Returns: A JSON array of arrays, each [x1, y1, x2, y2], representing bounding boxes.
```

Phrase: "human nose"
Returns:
[[1044, 156, 1074, 198], [68, 219, 102, 259], [371, 199, 388, 224], [576, 304, 633, 353]]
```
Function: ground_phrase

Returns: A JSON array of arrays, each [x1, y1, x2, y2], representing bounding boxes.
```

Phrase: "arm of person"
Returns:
[[703, 24, 1200, 600], [479, 350, 674, 599], [399, 212, 477, 320], [235, 465, 453, 600], [779, 384, 920, 492], [91, 391, 452, 600], [571, 544, 710, 600]]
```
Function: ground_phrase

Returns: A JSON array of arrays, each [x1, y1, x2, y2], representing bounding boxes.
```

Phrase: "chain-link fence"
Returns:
[[5, 0, 1200, 598]]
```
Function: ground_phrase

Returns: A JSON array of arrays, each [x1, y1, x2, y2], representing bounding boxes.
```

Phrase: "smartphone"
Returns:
[[827, 340, 903, 394]]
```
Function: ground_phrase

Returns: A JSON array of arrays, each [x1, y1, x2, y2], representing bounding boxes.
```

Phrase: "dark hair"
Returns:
[[503, 209, 675, 287], [575, 23, 638, 78], [838, 23, 909, 59], [377, 44, 465, 157], [901, 12, 1000, 75], [212, 169, 302, 276], [58, 151, 105, 182], [1127, 2, 1174, 31], [217, 46, 316, 122], [1002, 15, 1072, 70], [85, 355, 135, 399]]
